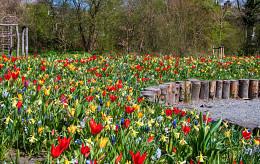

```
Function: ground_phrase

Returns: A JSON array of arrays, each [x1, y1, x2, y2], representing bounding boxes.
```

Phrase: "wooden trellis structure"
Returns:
[[0, 24, 28, 58], [212, 46, 225, 58]]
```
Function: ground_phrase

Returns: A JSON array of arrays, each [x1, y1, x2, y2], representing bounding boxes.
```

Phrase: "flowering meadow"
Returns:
[[0, 54, 259, 164]]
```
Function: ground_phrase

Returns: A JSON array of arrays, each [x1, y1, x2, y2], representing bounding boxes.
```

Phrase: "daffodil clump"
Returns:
[[0, 54, 259, 164]]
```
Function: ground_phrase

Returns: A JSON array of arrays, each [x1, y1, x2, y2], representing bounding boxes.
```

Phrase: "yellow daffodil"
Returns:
[[132, 130, 139, 137], [136, 121, 144, 127], [180, 138, 187, 145], [90, 104, 97, 112], [137, 112, 144, 118], [162, 135, 168, 142], [28, 135, 38, 143], [196, 152, 206, 163], [174, 133, 180, 138], [4, 116, 12, 124], [254, 139, 259, 146]]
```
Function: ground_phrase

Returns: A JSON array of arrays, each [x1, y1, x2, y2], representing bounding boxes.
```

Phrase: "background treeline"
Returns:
[[1, 0, 259, 56]]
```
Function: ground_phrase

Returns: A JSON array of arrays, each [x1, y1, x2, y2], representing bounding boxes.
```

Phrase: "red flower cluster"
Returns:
[[241, 130, 251, 140]]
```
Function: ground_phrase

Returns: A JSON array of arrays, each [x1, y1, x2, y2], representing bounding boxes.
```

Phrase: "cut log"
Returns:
[[230, 80, 239, 98], [215, 80, 223, 99], [199, 81, 209, 101], [176, 81, 185, 102], [249, 79, 259, 99], [238, 79, 249, 98], [222, 80, 231, 99], [209, 81, 216, 99], [159, 84, 171, 105], [140, 91, 155, 102], [190, 80, 201, 102], [185, 81, 192, 102], [164, 82, 176, 106], [144, 87, 161, 101]]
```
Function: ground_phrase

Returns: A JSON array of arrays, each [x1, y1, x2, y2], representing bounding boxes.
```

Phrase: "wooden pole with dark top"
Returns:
[[209, 81, 216, 100], [200, 81, 209, 101], [238, 79, 249, 98], [249, 79, 259, 99], [230, 80, 238, 98], [16, 25, 19, 57], [222, 80, 231, 99], [215, 80, 223, 99], [176, 81, 185, 102]]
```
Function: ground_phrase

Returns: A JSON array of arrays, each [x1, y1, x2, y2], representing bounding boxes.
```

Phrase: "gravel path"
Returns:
[[179, 98, 260, 130]]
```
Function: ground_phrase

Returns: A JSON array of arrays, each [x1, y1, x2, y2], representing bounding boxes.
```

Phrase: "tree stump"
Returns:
[[209, 81, 216, 100], [222, 80, 231, 99], [199, 81, 209, 101], [238, 79, 249, 98], [215, 80, 223, 99], [190, 80, 201, 102], [176, 81, 185, 102], [230, 80, 239, 98], [185, 81, 192, 102], [249, 79, 259, 99]]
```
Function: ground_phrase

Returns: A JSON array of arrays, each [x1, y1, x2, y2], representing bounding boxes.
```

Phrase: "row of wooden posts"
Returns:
[[140, 79, 260, 106]]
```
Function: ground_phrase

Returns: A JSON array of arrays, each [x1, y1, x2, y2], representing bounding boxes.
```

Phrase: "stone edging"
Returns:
[[140, 79, 260, 106]]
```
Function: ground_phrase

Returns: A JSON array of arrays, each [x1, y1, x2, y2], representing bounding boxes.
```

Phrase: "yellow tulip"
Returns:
[[44, 89, 50, 96], [99, 137, 109, 149], [67, 125, 77, 134], [38, 127, 44, 134], [71, 108, 75, 116], [106, 101, 110, 107]]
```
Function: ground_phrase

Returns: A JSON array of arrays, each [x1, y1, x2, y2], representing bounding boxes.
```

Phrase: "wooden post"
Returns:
[[144, 87, 161, 102], [200, 81, 209, 101], [165, 82, 176, 106], [215, 80, 223, 99], [190, 80, 201, 102], [185, 81, 192, 102], [249, 79, 259, 99], [25, 26, 28, 57], [10, 26, 13, 58], [21, 26, 25, 57], [238, 79, 249, 98], [175, 84, 180, 104], [222, 80, 231, 99], [16, 25, 19, 57], [230, 80, 239, 98], [209, 81, 216, 100], [176, 81, 185, 102], [159, 84, 170, 105]]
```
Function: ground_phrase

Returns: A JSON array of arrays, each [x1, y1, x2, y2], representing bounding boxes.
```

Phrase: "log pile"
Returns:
[[140, 79, 260, 105]]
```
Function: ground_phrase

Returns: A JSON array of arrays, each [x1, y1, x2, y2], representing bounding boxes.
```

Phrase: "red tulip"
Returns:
[[12, 72, 19, 80], [89, 118, 105, 134], [148, 136, 154, 143], [102, 90, 106, 96], [37, 85, 41, 92], [84, 95, 95, 102], [181, 111, 185, 117], [40, 66, 46, 71], [182, 124, 191, 134], [81, 143, 91, 155], [115, 154, 122, 163], [4, 73, 11, 81], [109, 94, 118, 101], [125, 105, 135, 114], [51, 144, 63, 158], [241, 130, 251, 140], [57, 136, 71, 151], [0, 77, 2, 83], [33, 80, 37, 85], [17, 101, 22, 109], [129, 150, 147, 164], [203, 116, 212, 123], [138, 97, 143, 103], [124, 119, 130, 128], [165, 108, 173, 116], [174, 108, 180, 114]]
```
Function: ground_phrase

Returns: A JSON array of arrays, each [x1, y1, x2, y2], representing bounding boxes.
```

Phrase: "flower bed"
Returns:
[[0, 54, 259, 163]]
